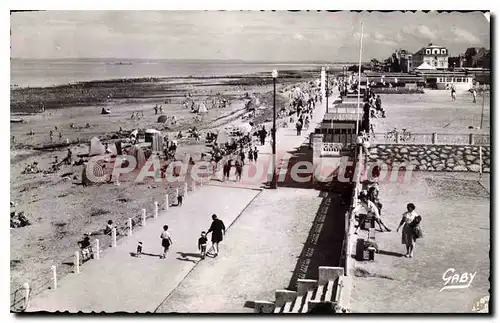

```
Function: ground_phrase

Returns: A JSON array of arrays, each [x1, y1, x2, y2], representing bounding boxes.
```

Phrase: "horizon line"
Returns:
[[10, 57, 362, 64]]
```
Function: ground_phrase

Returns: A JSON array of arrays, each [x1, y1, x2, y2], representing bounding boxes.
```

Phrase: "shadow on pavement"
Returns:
[[129, 252, 162, 258], [378, 250, 405, 258], [287, 181, 353, 290], [177, 252, 203, 258]]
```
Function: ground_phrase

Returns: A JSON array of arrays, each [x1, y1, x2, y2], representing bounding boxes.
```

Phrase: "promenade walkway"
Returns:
[[27, 186, 260, 313], [27, 92, 329, 313]]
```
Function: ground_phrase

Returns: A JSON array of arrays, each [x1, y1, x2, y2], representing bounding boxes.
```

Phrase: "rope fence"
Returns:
[[11, 175, 205, 312]]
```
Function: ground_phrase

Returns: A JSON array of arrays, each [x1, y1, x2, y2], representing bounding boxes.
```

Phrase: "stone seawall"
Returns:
[[366, 144, 490, 173]]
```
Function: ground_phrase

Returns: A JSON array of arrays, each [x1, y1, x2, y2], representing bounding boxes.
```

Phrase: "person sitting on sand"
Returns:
[[104, 220, 119, 236]]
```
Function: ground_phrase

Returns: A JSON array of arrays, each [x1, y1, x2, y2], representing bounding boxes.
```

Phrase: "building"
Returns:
[[464, 47, 491, 69], [415, 70, 473, 91], [448, 55, 466, 69], [394, 49, 413, 73], [411, 43, 449, 70]]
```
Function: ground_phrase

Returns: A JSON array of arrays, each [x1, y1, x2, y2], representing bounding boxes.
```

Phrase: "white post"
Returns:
[[154, 201, 159, 218], [94, 239, 100, 260], [141, 208, 146, 226], [128, 218, 133, 236], [193, 181, 196, 191], [74, 251, 80, 274], [51, 265, 57, 290], [165, 194, 169, 210], [176, 188, 179, 200], [184, 182, 188, 197], [111, 228, 117, 248], [23, 282, 30, 310]]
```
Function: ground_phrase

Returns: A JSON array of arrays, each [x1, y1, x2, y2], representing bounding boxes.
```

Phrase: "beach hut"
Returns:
[[145, 129, 161, 143], [128, 145, 146, 170]]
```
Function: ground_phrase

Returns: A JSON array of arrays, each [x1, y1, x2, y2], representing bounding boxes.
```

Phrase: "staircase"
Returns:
[[253, 266, 350, 314]]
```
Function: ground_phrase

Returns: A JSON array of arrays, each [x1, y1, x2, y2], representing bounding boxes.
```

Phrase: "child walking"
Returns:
[[198, 231, 208, 259], [160, 225, 173, 259]]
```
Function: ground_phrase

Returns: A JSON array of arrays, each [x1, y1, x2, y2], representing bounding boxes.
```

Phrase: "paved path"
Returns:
[[211, 95, 328, 187], [27, 186, 260, 313], [156, 188, 323, 313]]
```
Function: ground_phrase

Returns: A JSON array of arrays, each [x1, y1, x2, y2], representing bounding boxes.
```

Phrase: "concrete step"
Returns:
[[312, 284, 325, 302], [274, 290, 297, 314], [324, 279, 335, 303], [301, 288, 316, 313], [290, 295, 304, 313]]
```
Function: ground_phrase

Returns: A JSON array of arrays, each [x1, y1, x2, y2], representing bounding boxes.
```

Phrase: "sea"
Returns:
[[10, 58, 346, 89]]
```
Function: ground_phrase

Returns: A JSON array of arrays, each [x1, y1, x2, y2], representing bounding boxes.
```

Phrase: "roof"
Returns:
[[323, 112, 362, 121], [416, 62, 434, 70]]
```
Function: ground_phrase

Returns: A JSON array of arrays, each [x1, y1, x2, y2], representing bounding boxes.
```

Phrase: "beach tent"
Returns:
[[216, 129, 231, 145], [416, 62, 434, 70], [238, 123, 253, 135], [157, 115, 168, 123], [198, 102, 208, 113], [89, 137, 106, 156], [128, 145, 146, 170], [101, 107, 111, 115]]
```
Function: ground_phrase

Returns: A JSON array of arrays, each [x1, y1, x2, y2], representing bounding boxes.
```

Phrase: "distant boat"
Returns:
[[110, 61, 133, 66]]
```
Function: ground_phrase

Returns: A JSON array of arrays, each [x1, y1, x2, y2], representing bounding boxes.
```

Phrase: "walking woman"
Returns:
[[396, 203, 423, 258], [207, 214, 226, 257]]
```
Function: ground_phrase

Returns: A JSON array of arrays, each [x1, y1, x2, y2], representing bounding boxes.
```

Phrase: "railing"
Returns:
[[370, 132, 490, 146], [321, 143, 343, 156], [10, 178, 205, 312]]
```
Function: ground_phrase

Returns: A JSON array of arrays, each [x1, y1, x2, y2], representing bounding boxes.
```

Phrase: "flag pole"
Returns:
[[356, 22, 364, 135]]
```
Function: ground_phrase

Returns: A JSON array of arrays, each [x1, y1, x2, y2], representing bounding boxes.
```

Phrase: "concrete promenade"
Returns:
[[27, 93, 329, 313], [27, 186, 260, 313]]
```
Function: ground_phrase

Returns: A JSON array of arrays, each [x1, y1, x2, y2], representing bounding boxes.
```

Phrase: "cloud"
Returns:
[[401, 24, 437, 40], [451, 27, 481, 44]]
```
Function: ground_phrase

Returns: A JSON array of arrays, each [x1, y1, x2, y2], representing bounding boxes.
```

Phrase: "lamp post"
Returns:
[[326, 66, 329, 113], [480, 84, 486, 129], [271, 69, 278, 189]]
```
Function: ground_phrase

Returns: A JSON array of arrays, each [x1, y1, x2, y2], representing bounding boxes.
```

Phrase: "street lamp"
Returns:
[[271, 69, 278, 189], [326, 66, 329, 113], [480, 84, 486, 129]]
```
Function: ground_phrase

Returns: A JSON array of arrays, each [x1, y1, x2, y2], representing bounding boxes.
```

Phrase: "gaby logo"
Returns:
[[440, 268, 477, 292]]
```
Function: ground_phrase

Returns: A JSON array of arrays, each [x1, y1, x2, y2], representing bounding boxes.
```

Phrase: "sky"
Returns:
[[10, 11, 490, 61]]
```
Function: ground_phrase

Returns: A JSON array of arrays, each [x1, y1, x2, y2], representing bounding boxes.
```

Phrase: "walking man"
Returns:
[[160, 225, 173, 259], [472, 88, 477, 103], [206, 214, 226, 257]]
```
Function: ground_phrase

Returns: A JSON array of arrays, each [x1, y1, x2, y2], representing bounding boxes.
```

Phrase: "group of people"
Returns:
[[352, 180, 423, 258], [159, 214, 226, 260]]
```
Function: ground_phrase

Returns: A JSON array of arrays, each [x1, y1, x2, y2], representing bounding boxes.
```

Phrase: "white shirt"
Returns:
[[160, 231, 171, 240], [402, 211, 418, 225], [353, 200, 380, 218]]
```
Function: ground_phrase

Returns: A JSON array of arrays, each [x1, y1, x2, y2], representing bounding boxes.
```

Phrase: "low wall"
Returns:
[[366, 144, 490, 172]]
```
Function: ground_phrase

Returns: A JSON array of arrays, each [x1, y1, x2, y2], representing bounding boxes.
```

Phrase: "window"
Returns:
[[426, 49, 431, 55], [437, 77, 441, 82], [441, 49, 447, 55]]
